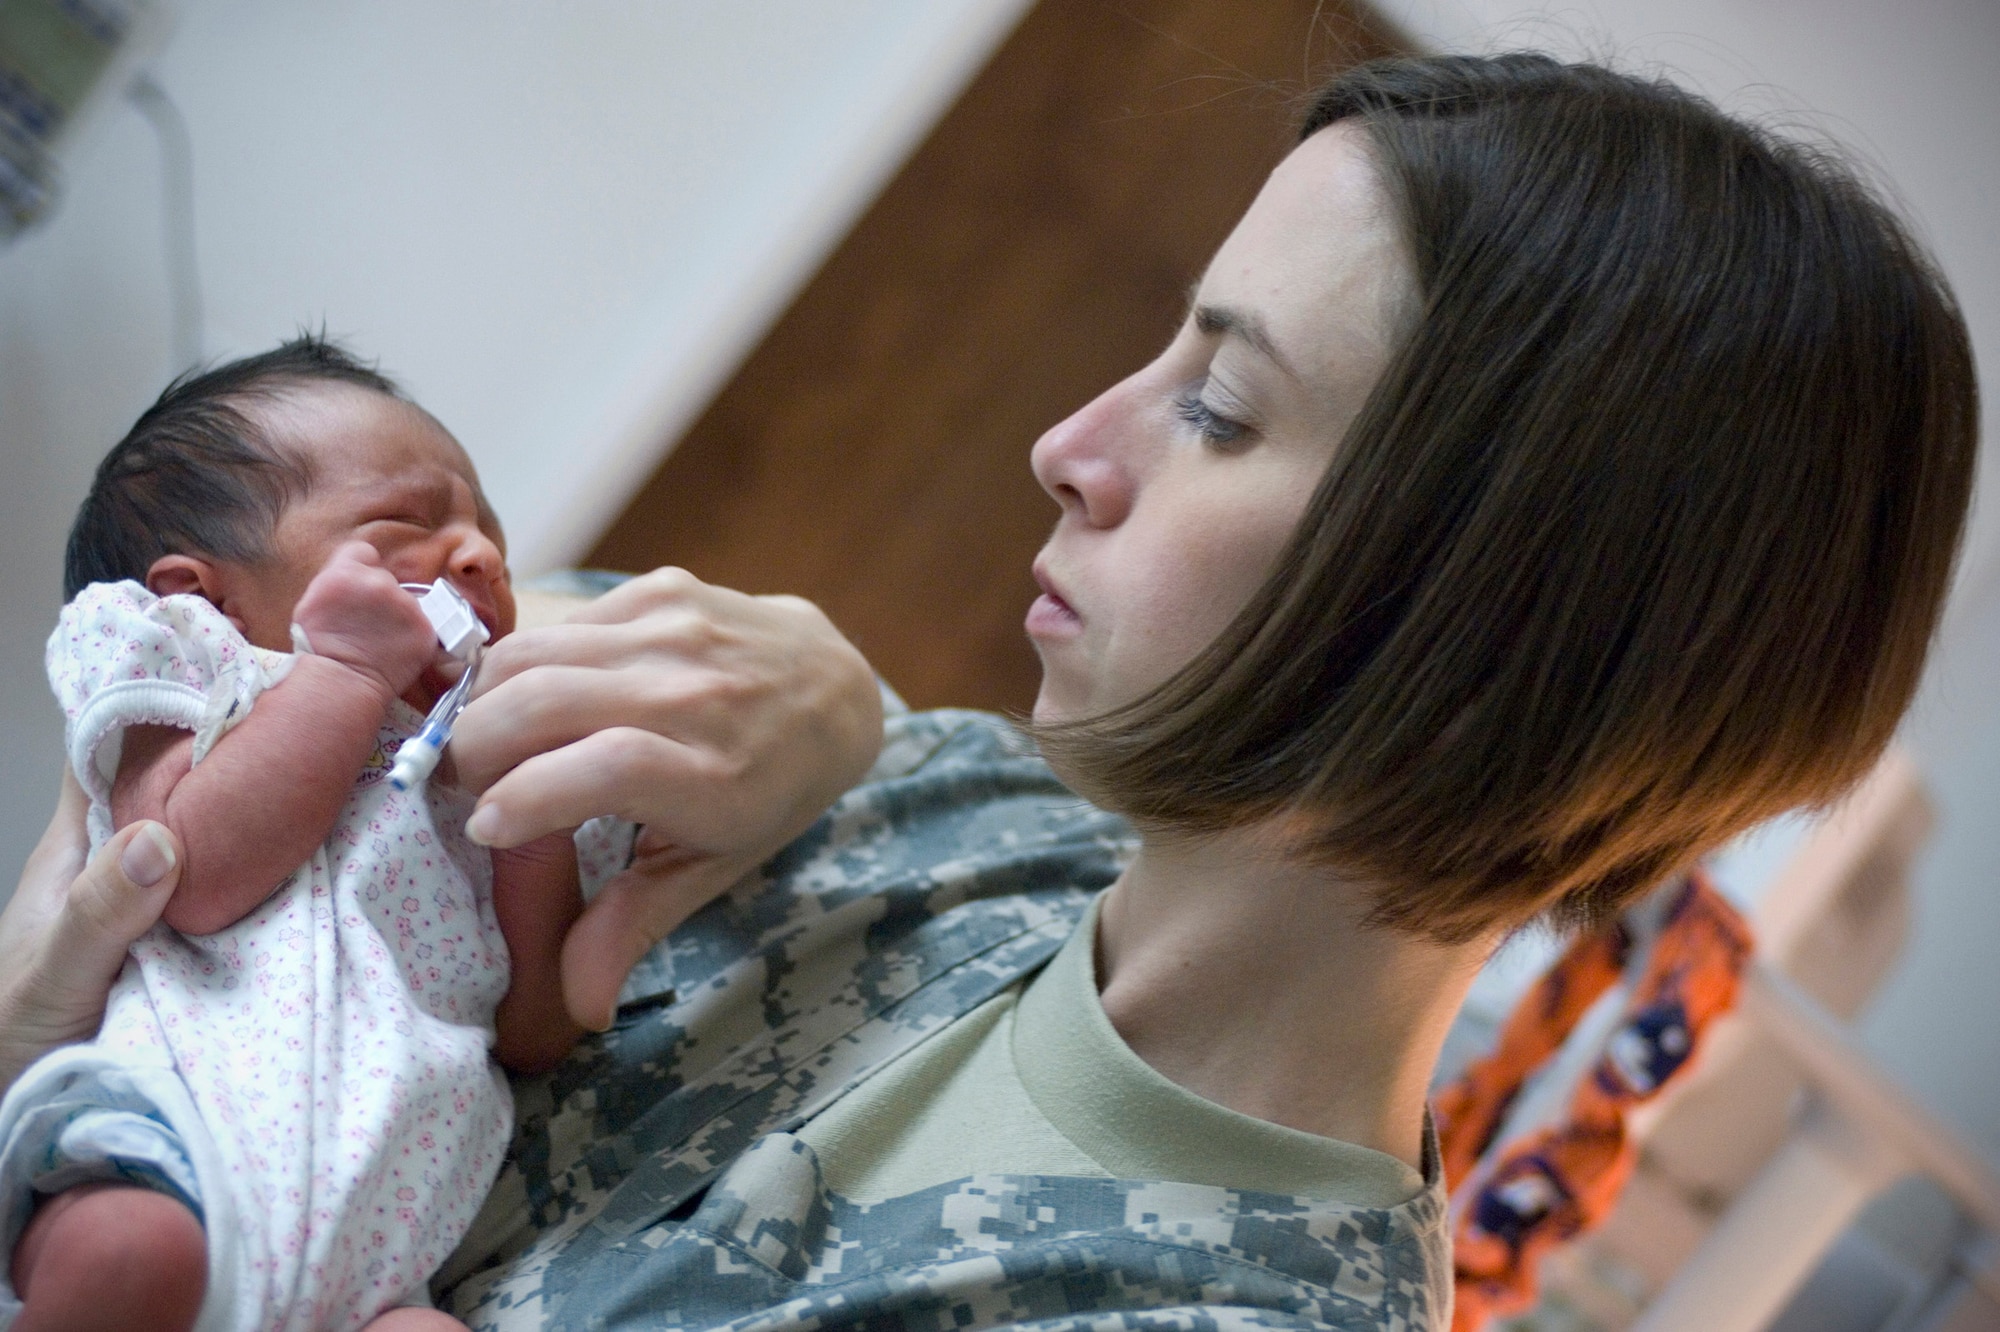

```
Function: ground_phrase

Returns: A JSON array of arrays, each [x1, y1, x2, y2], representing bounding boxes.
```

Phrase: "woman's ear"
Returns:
[[145, 554, 223, 602]]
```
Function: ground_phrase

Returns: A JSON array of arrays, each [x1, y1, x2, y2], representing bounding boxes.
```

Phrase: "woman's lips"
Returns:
[[1026, 567, 1081, 639]]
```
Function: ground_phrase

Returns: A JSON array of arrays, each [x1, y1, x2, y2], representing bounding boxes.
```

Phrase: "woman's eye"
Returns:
[[1174, 388, 1251, 449]]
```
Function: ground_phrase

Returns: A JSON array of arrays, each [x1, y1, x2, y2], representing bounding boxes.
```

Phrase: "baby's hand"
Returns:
[[292, 542, 439, 699]]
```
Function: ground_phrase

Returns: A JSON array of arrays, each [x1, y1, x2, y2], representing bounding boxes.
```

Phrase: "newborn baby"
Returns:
[[0, 338, 594, 1331]]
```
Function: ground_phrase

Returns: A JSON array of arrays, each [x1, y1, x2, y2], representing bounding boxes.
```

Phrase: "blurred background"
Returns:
[[2, 3, 1995, 1326]]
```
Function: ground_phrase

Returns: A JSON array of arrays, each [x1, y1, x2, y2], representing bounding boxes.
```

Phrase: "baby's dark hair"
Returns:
[[64, 334, 403, 600]]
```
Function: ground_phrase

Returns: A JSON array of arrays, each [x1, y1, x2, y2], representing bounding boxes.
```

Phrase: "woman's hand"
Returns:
[[0, 773, 183, 1092], [448, 568, 884, 1032]]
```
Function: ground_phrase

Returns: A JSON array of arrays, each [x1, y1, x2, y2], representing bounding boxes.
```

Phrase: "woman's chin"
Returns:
[[1028, 682, 1062, 728], [1030, 675, 1093, 729]]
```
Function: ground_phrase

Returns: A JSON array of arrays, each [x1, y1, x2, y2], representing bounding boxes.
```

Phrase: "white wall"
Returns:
[[0, 0, 1029, 887], [1374, 0, 2000, 1244]]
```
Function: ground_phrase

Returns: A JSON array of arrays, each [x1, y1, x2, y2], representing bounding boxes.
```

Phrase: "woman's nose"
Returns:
[[1030, 387, 1137, 529]]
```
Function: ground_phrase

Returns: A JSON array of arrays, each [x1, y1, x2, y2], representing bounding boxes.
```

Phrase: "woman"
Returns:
[[2, 54, 1975, 1331]]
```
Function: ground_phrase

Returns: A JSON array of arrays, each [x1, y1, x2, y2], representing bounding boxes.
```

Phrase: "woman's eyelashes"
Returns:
[[1173, 382, 1253, 450]]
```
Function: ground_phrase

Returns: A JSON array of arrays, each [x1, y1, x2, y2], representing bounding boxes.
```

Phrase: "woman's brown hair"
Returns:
[[1037, 54, 1978, 940]]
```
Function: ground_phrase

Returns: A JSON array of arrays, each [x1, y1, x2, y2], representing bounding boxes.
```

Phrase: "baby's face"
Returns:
[[225, 383, 515, 653]]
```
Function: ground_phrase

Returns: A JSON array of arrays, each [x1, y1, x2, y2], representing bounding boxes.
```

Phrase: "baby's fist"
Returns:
[[292, 542, 438, 698]]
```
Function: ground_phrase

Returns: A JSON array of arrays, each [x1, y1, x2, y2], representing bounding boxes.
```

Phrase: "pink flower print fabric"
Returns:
[[26, 581, 515, 1330], [46, 581, 296, 846]]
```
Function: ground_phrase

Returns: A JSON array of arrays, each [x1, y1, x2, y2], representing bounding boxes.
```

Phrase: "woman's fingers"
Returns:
[[450, 651, 729, 799], [444, 567, 882, 1019], [466, 568, 734, 707], [559, 874, 658, 1033], [52, 820, 181, 983], [465, 726, 716, 849], [454, 569, 881, 851], [0, 783, 184, 1091], [547, 565, 729, 629], [558, 849, 748, 1033], [466, 722, 789, 856]]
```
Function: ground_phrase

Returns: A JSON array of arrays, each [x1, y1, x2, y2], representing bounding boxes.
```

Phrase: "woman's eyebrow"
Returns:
[[1193, 302, 1299, 382]]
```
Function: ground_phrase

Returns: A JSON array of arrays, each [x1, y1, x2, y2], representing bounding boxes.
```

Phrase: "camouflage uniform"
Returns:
[[439, 709, 1450, 1331]]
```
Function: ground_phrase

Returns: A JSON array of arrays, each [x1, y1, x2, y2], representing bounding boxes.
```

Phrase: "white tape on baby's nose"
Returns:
[[413, 581, 489, 660]]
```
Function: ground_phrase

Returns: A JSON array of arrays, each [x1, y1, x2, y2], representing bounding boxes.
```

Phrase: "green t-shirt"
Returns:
[[799, 893, 1424, 1207]]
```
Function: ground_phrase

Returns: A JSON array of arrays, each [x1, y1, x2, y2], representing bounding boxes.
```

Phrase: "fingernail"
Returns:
[[121, 824, 176, 887], [466, 805, 500, 846]]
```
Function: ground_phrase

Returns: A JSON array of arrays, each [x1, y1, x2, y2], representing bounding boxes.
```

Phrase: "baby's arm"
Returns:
[[110, 543, 439, 936], [487, 836, 586, 1074]]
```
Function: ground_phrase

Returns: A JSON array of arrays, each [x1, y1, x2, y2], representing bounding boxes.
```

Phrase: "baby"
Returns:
[[0, 337, 595, 1331]]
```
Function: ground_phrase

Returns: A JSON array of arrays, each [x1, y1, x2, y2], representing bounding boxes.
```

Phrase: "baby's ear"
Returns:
[[145, 554, 222, 602]]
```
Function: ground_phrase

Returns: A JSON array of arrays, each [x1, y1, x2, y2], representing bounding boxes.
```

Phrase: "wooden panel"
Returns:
[[589, 0, 1404, 712]]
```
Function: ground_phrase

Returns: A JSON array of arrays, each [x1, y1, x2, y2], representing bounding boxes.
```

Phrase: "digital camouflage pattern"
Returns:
[[439, 708, 1450, 1331]]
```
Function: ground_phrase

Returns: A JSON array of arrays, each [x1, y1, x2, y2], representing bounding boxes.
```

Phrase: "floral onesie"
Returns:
[[0, 582, 526, 1331]]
